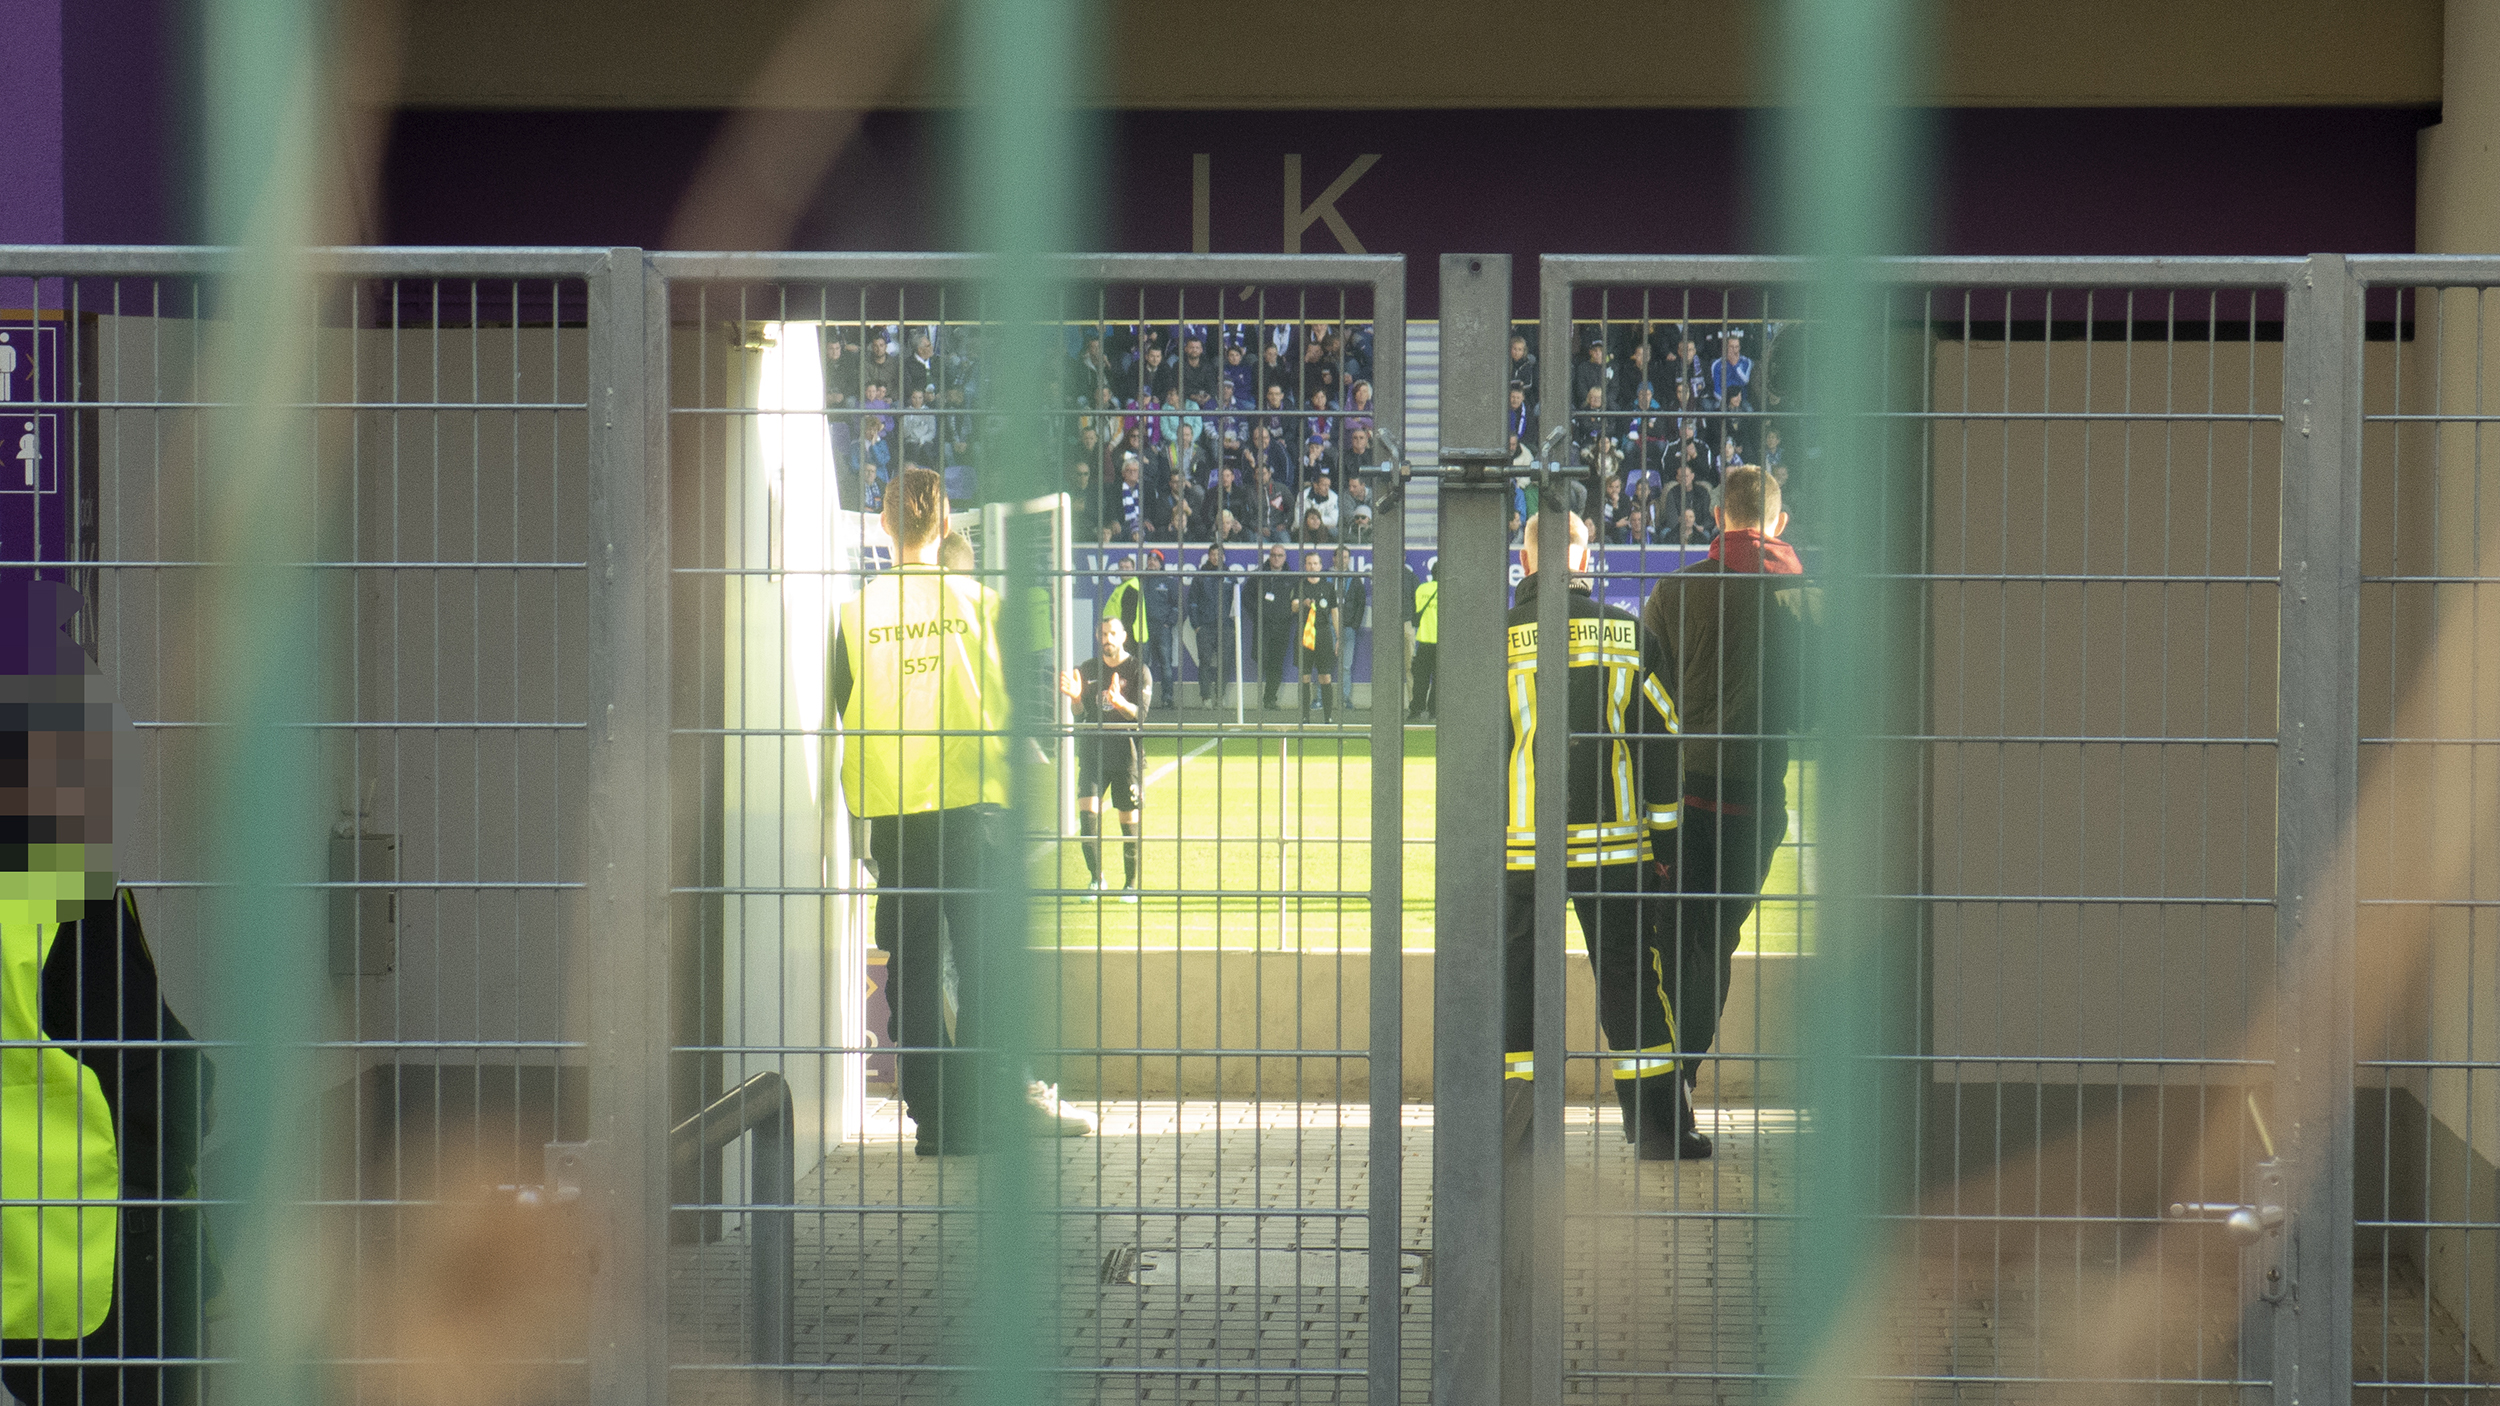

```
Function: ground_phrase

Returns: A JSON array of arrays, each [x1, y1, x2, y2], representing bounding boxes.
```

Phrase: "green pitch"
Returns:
[[1029, 730, 1812, 955]]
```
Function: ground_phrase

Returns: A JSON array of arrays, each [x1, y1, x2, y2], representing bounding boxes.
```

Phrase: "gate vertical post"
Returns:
[[1434, 252, 1516, 1406], [1367, 264, 1408, 1406], [2276, 253, 2361, 1404], [1526, 476, 1569, 1406], [1529, 258, 1582, 1406], [582, 247, 673, 1406]]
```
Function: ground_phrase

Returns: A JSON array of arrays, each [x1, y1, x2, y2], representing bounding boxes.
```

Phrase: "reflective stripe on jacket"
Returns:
[[1503, 572, 1679, 871]]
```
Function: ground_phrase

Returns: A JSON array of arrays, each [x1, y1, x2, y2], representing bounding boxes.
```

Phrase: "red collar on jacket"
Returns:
[[1707, 529, 1802, 575]]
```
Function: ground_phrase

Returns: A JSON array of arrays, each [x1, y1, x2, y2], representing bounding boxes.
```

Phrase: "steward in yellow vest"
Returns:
[[0, 582, 208, 1403], [831, 469, 1015, 1157], [1102, 564, 1149, 645], [1405, 570, 1441, 722]]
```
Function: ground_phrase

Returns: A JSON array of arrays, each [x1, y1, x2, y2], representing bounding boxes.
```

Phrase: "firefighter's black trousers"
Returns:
[[1502, 861, 1686, 1136]]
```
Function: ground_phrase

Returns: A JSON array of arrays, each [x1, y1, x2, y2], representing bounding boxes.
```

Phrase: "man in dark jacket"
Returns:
[[1506, 332, 1539, 404], [1640, 465, 1815, 1100], [1252, 543, 1296, 709], [1142, 550, 1184, 696], [1185, 546, 1238, 707], [1570, 333, 1612, 409], [1333, 546, 1369, 703], [1504, 513, 1708, 1159], [1175, 329, 1221, 405]]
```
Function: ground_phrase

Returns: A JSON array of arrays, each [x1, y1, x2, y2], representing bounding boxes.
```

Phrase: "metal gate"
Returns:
[[1435, 251, 2499, 1404], [646, 252, 1414, 1403]]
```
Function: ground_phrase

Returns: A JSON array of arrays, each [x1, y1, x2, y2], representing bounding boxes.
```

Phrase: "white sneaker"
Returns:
[[1088, 876, 1111, 897], [1029, 1081, 1096, 1137], [1121, 884, 1140, 904]]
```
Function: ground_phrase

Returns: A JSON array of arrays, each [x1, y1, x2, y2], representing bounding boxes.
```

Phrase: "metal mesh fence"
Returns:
[[1, 248, 601, 1401], [2354, 258, 2500, 1404], [0, 246, 2489, 1405]]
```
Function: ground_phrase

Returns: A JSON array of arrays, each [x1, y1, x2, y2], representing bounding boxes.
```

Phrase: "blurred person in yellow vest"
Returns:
[[1101, 554, 1150, 683], [1406, 560, 1440, 722], [0, 580, 210, 1403]]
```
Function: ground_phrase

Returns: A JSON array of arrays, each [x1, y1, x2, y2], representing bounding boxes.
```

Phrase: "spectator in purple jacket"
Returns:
[[862, 380, 895, 442], [1208, 381, 1250, 448], [1676, 336, 1708, 404], [1304, 387, 1335, 451]]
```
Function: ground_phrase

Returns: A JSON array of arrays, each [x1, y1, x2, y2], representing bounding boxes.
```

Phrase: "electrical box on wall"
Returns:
[[328, 833, 397, 977]]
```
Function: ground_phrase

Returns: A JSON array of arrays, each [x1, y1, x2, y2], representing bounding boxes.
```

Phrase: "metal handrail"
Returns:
[[671, 1071, 794, 1376]]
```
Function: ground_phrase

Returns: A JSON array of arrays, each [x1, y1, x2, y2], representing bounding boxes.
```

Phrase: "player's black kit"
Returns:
[[1072, 653, 1152, 809]]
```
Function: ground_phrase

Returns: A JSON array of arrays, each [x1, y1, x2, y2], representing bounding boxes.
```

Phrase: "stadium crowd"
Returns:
[[813, 313, 1803, 713], [816, 315, 1804, 555]]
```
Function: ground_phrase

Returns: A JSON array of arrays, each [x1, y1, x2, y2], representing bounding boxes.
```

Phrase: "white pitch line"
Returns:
[[1142, 735, 1222, 790]]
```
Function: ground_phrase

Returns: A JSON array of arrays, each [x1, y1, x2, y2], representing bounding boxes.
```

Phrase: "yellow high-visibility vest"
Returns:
[[837, 566, 1013, 817], [1103, 577, 1148, 642], [1414, 581, 1440, 645], [1, 896, 120, 1339]]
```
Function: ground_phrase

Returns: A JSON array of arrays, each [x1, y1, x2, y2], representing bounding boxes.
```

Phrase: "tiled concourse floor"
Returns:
[[668, 1101, 2494, 1405]]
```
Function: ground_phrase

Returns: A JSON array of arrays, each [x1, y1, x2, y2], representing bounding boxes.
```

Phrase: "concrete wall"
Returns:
[[1040, 949, 1795, 1105], [1927, 333, 2283, 1084], [93, 314, 589, 1097]]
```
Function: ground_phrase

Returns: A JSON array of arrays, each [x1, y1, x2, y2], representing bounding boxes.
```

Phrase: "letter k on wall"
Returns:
[[1284, 155, 1381, 253]]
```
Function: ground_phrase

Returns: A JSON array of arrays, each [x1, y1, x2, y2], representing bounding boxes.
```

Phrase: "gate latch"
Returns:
[[2169, 1157, 2288, 1301]]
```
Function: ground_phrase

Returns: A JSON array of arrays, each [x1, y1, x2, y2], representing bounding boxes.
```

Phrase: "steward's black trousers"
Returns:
[[1194, 622, 1233, 701], [1407, 642, 1438, 717], [882, 806, 1012, 1141], [1502, 862, 1685, 1137]]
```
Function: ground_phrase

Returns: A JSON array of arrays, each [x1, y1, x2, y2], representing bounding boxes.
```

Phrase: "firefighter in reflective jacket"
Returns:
[[1503, 512, 1711, 1159], [0, 581, 208, 1403], [834, 467, 1015, 1156]]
